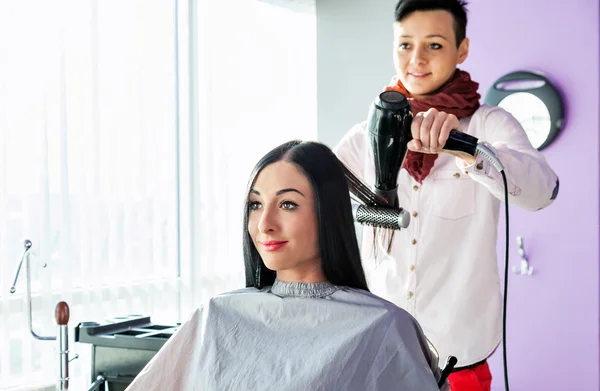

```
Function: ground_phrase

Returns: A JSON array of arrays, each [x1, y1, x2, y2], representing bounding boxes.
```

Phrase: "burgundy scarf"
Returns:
[[383, 69, 481, 183]]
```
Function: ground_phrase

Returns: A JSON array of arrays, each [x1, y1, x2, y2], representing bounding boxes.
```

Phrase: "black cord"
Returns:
[[500, 170, 510, 391]]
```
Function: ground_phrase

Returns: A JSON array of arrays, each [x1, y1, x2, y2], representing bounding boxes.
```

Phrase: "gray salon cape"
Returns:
[[126, 280, 444, 391]]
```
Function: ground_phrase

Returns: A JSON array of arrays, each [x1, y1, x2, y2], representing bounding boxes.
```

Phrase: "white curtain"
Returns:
[[182, 0, 317, 311], [0, 1, 181, 389], [0, 0, 316, 389]]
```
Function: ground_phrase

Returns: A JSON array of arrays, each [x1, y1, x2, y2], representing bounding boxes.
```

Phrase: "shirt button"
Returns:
[[412, 211, 418, 217], [476, 161, 484, 170], [407, 291, 414, 299], [413, 185, 419, 191], [453, 172, 460, 178], [409, 265, 415, 271], [411, 239, 417, 245]]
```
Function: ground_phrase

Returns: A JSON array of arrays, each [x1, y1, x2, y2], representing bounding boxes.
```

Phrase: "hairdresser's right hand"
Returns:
[[408, 108, 476, 165], [408, 108, 460, 154]]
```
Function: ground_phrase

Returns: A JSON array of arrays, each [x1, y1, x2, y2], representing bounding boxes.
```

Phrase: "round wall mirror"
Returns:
[[483, 71, 565, 151]]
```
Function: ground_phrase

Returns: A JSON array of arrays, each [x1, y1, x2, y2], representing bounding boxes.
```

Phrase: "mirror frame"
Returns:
[[483, 70, 565, 151]]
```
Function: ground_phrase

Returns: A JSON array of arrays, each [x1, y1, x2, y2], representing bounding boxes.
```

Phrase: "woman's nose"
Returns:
[[410, 47, 427, 65], [257, 207, 277, 233]]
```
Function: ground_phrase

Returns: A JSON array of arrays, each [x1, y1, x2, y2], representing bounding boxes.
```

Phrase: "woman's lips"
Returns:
[[259, 241, 288, 252], [409, 72, 431, 78]]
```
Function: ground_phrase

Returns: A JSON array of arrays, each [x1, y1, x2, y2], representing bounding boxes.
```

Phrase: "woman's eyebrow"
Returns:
[[398, 33, 449, 42], [276, 188, 305, 197], [426, 34, 449, 41], [250, 188, 305, 197]]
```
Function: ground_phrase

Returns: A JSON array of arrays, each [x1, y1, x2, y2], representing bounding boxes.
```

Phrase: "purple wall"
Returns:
[[465, 0, 599, 389], [317, 0, 599, 388]]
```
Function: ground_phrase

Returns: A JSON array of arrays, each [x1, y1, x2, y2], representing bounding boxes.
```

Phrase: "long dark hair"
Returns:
[[243, 140, 369, 291]]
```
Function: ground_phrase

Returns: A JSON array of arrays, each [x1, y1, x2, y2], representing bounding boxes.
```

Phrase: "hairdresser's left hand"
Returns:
[[408, 108, 476, 165]]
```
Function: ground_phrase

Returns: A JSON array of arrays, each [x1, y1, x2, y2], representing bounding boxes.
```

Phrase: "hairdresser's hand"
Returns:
[[408, 108, 476, 165]]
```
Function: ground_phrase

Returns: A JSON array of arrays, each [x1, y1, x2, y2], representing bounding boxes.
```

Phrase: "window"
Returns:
[[0, 1, 180, 388], [183, 0, 318, 308], [0, 0, 316, 389]]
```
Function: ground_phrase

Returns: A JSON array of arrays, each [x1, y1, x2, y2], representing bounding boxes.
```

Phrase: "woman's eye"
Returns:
[[398, 43, 410, 50], [280, 201, 298, 210], [248, 201, 262, 211]]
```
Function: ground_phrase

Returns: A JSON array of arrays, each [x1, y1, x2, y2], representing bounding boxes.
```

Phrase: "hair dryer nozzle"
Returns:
[[374, 187, 398, 208]]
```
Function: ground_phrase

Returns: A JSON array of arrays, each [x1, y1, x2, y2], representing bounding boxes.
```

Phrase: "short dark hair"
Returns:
[[394, 0, 469, 46], [243, 140, 369, 292]]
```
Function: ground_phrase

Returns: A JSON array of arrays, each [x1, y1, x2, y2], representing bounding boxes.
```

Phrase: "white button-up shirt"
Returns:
[[334, 104, 559, 367]]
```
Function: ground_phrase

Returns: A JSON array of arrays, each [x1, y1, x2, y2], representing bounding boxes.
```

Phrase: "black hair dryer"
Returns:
[[366, 90, 413, 208], [367, 90, 500, 208]]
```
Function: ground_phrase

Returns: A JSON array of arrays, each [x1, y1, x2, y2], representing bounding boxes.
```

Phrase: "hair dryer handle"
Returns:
[[443, 130, 478, 156]]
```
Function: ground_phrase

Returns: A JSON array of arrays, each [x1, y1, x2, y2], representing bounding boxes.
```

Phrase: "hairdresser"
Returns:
[[333, 1, 559, 389]]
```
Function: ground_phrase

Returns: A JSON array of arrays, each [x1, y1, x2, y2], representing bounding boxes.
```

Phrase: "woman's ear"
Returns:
[[457, 37, 470, 64]]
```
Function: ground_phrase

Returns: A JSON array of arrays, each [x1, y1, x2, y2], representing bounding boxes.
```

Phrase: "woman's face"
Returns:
[[247, 161, 323, 283], [393, 10, 469, 98]]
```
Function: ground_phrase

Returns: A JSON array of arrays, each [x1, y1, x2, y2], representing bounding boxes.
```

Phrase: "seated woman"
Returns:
[[126, 140, 445, 391]]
